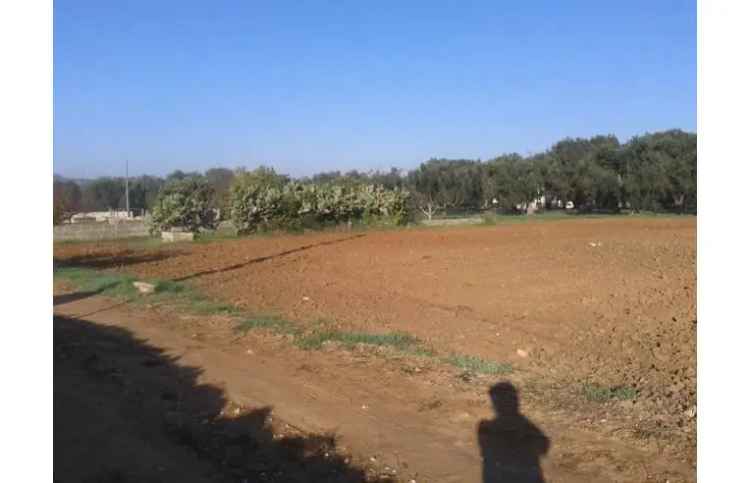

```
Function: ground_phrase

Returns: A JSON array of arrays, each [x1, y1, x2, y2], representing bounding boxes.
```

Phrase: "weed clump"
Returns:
[[582, 383, 637, 402], [444, 355, 512, 375]]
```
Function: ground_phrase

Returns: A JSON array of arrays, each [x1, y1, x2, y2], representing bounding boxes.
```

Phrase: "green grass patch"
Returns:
[[444, 354, 512, 375], [294, 329, 421, 351], [477, 211, 620, 226], [176, 296, 239, 315], [53, 236, 167, 250], [56, 265, 516, 378], [443, 210, 693, 228], [582, 383, 637, 402], [148, 280, 239, 315], [54, 265, 239, 315], [403, 346, 438, 358], [235, 316, 300, 335], [54, 266, 140, 298], [152, 279, 185, 294]]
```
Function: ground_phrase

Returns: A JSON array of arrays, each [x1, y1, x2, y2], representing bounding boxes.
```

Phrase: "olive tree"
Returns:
[[149, 178, 216, 234]]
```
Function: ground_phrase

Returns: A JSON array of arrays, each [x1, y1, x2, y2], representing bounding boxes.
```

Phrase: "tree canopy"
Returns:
[[54, 128, 696, 223]]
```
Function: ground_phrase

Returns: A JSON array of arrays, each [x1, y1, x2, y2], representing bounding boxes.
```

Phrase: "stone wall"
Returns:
[[54, 220, 150, 242], [421, 217, 484, 227]]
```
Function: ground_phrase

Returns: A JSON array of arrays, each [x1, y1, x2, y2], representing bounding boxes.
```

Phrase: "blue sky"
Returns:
[[54, 0, 696, 178]]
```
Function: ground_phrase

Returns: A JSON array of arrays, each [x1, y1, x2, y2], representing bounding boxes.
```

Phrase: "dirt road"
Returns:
[[54, 285, 695, 482]]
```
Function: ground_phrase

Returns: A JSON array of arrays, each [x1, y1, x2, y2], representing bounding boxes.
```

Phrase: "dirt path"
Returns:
[[54, 288, 694, 482]]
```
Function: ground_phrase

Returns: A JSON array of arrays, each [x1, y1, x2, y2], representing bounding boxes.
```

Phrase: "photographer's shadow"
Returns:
[[478, 382, 550, 483]]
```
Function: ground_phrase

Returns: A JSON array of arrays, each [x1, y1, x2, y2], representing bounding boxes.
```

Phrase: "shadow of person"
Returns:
[[478, 382, 550, 483]]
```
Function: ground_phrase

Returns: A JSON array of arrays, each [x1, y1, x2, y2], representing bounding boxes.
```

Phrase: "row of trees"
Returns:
[[268, 129, 696, 217], [53, 168, 236, 222], [406, 130, 696, 217], [229, 168, 410, 233], [148, 167, 410, 234], [54, 129, 696, 226]]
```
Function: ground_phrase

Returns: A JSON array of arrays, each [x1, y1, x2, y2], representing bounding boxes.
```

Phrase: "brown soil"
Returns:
[[54, 217, 696, 481]]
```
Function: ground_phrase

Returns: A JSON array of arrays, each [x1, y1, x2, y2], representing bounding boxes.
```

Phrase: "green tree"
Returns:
[[204, 167, 236, 218], [620, 131, 695, 212], [483, 154, 540, 212], [81, 178, 124, 211], [369, 167, 406, 190], [165, 170, 201, 183], [149, 178, 216, 233], [128, 176, 165, 214], [229, 167, 296, 233], [535, 135, 622, 210], [53, 180, 82, 224], [407, 159, 483, 219]]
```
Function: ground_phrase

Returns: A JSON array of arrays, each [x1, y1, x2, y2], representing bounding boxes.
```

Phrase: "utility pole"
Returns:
[[125, 159, 130, 218]]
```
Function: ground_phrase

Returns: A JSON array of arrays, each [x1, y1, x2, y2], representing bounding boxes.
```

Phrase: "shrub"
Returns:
[[149, 178, 216, 234], [229, 169, 410, 234], [229, 170, 300, 234]]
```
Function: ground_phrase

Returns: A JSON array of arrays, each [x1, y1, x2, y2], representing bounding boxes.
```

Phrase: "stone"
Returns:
[[161, 231, 195, 242], [133, 281, 156, 294]]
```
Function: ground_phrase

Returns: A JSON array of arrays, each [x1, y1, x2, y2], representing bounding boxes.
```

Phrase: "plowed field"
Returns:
[[54, 217, 697, 481]]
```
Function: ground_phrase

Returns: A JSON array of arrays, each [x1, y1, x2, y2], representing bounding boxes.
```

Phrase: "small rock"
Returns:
[[246, 349, 254, 355], [302, 296, 310, 302], [516, 349, 529, 358], [684, 405, 697, 419], [133, 281, 156, 294], [458, 372, 473, 382]]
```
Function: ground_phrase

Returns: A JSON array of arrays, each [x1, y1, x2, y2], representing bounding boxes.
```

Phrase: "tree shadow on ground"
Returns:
[[477, 382, 550, 483], [53, 283, 120, 306], [173, 234, 366, 282], [54, 313, 392, 483], [55, 249, 185, 270]]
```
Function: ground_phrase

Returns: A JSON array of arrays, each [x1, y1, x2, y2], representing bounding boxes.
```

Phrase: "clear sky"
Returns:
[[54, 0, 696, 178]]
